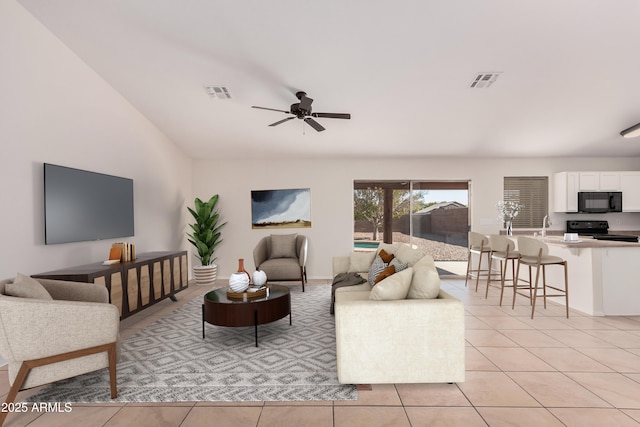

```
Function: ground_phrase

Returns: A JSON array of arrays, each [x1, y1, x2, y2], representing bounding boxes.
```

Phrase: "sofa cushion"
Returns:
[[368, 255, 388, 285], [270, 234, 298, 259], [348, 252, 376, 273], [374, 264, 396, 285], [413, 254, 436, 269], [5, 273, 53, 300], [395, 245, 425, 266], [370, 267, 413, 300], [376, 243, 401, 256], [407, 265, 441, 299]]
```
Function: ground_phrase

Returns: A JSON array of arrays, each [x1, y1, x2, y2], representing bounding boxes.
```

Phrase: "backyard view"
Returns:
[[354, 183, 469, 274]]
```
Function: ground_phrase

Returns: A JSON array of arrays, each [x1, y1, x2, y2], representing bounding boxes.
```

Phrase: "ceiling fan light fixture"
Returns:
[[621, 122, 640, 138]]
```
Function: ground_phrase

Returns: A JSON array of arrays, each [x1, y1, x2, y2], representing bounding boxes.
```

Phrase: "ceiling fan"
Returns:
[[251, 91, 350, 132]]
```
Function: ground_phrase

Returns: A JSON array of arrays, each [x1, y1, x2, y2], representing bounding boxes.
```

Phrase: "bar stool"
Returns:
[[513, 236, 569, 319], [486, 235, 519, 305], [465, 231, 493, 291]]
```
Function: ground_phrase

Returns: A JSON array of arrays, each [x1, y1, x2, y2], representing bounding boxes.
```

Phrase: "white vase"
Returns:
[[229, 272, 250, 293], [193, 264, 217, 286], [252, 270, 267, 287]]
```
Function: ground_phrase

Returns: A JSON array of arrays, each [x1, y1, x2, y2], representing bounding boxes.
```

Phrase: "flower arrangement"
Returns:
[[497, 200, 524, 222]]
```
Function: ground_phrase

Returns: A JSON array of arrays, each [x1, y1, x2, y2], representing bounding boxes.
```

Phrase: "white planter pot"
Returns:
[[193, 264, 218, 286]]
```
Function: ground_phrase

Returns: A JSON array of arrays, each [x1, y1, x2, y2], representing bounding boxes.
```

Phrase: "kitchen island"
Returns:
[[537, 236, 640, 316]]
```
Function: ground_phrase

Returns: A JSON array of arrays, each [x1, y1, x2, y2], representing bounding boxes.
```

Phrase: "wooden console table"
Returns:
[[33, 251, 188, 319]]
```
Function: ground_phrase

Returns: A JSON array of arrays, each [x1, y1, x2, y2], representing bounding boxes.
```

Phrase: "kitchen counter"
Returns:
[[532, 239, 640, 316], [542, 235, 640, 249]]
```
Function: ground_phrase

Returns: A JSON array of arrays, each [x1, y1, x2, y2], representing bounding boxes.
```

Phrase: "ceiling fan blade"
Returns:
[[312, 112, 351, 119], [298, 94, 314, 112], [252, 106, 291, 114], [269, 117, 295, 127], [304, 117, 325, 132]]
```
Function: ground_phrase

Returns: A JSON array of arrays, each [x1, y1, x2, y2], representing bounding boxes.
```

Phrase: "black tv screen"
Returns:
[[44, 163, 134, 244]]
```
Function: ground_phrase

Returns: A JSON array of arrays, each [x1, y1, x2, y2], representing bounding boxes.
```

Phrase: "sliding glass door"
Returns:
[[353, 181, 469, 268]]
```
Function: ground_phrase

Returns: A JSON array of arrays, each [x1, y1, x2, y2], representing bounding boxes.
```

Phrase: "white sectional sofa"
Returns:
[[332, 243, 465, 385]]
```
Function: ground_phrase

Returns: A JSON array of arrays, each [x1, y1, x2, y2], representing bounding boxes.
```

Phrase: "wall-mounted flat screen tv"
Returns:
[[44, 163, 134, 245]]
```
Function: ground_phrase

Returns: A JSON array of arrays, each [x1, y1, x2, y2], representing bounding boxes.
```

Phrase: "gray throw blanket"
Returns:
[[330, 272, 366, 315]]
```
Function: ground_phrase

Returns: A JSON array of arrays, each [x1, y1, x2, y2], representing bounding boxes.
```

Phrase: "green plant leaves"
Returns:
[[187, 194, 227, 266]]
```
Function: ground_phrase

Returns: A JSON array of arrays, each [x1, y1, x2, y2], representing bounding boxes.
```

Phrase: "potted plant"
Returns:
[[187, 195, 227, 286]]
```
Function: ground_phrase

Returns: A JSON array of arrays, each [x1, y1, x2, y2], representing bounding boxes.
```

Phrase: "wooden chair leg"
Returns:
[[108, 343, 118, 399], [564, 261, 570, 318], [0, 342, 118, 427], [531, 264, 542, 319], [485, 255, 494, 298], [512, 259, 521, 310], [475, 251, 484, 291], [465, 251, 472, 287], [300, 266, 305, 292], [0, 361, 31, 427]]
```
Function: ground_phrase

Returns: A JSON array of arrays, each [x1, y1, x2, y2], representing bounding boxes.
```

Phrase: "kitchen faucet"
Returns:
[[541, 215, 551, 237]]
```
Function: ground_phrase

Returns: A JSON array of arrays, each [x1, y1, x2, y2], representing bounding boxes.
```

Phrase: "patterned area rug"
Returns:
[[27, 283, 357, 403]]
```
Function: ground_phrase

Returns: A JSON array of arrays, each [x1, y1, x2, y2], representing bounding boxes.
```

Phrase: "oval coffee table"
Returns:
[[202, 284, 291, 347]]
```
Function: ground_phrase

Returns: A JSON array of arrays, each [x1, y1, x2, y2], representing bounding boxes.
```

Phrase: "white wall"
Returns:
[[0, 1, 192, 279], [193, 156, 640, 280]]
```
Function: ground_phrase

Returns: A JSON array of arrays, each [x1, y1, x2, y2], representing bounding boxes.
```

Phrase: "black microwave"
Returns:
[[578, 192, 622, 213]]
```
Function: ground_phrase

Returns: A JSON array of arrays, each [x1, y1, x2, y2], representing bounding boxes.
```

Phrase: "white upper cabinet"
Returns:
[[553, 172, 579, 212], [555, 171, 627, 212], [578, 172, 600, 191], [578, 171, 621, 191], [599, 172, 621, 191], [621, 172, 640, 212]]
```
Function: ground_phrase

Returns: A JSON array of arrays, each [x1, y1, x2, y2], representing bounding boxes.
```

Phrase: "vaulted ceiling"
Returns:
[[18, 0, 640, 159]]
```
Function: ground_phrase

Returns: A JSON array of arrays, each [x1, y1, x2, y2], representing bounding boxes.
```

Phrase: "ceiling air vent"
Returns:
[[204, 86, 231, 99], [470, 72, 501, 89]]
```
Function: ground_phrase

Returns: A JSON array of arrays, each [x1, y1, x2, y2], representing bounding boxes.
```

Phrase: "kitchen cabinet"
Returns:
[[621, 172, 640, 212], [578, 171, 621, 191], [598, 172, 621, 191], [578, 172, 600, 191], [553, 172, 578, 212]]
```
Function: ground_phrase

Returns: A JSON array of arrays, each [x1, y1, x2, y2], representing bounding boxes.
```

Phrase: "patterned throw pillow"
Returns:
[[389, 258, 408, 273], [374, 264, 396, 285], [368, 256, 388, 286]]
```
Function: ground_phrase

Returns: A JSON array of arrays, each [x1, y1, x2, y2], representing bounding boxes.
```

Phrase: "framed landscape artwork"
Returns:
[[251, 188, 311, 229]]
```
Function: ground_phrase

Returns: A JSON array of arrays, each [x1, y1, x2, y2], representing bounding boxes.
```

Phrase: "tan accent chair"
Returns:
[[0, 277, 120, 426], [253, 234, 308, 292], [513, 236, 569, 318], [486, 235, 519, 304], [465, 231, 495, 291]]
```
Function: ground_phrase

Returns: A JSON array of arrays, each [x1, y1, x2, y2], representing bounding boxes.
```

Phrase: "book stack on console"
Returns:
[[110, 242, 136, 262]]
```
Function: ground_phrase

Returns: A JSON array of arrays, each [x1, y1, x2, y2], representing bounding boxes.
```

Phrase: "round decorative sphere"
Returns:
[[252, 270, 267, 287], [229, 272, 250, 292]]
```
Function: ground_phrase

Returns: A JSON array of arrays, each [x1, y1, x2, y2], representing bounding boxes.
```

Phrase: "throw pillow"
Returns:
[[389, 257, 408, 273], [5, 273, 53, 300], [378, 248, 395, 263], [270, 234, 298, 259], [407, 265, 441, 299], [374, 264, 396, 285], [368, 255, 388, 286], [395, 244, 425, 266], [348, 252, 376, 273], [370, 267, 413, 300]]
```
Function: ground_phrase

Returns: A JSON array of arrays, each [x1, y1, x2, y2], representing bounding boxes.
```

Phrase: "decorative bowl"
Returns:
[[229, 272, 250, 293], [252, 270, 267, 287]]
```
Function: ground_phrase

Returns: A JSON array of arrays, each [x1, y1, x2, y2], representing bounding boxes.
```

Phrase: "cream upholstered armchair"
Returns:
[[0, 275, 120, 425], [253, 234, 308, 291]]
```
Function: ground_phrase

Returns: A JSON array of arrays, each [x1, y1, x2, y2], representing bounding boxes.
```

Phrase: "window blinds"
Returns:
[[503, 177, 548, 228]]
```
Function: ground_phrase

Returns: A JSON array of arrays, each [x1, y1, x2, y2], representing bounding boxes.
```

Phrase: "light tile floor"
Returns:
[[2, 278, 640, 426]]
